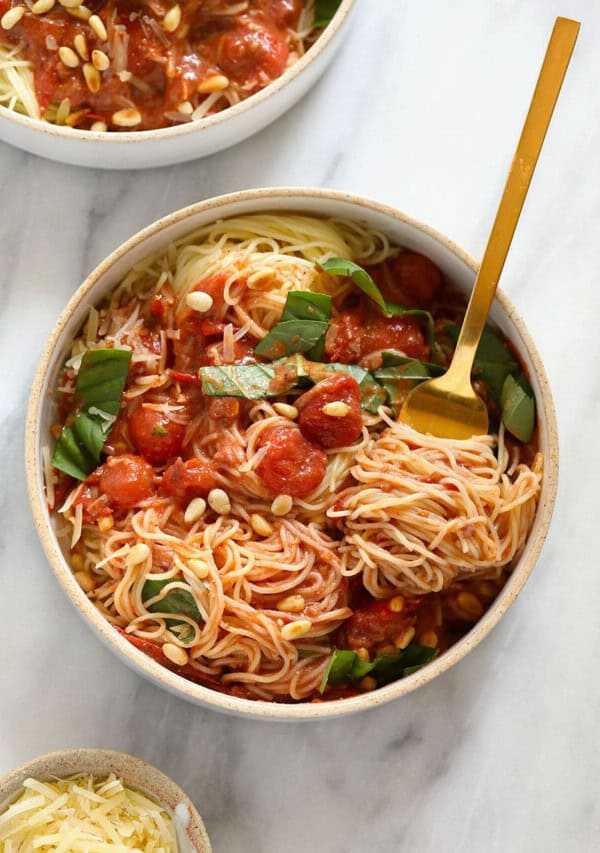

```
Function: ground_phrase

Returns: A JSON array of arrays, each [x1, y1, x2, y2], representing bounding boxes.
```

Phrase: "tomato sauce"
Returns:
[[0, 0, 305, 130]]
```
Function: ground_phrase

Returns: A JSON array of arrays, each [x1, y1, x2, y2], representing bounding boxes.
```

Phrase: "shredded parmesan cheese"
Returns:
[[0, 773, 179, 851]]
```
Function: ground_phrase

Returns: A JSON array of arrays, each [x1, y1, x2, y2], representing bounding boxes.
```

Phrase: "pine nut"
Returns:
[[207, 488, 231, 515], [419, 630, 438, 648], [163, 3, 181, 32], [1, 6, 25, 29], [75, 570, 95, 593], [32, 0, 55, 13], [358, 676, 377, 692], [126, 543, 150, 568], [91, 120, 107, 132], [188, 558, 209, 579], [273, 402, 298, 419], [91, 48, 109, 70], [250, 513, 272, 537], [184, 497, 206, 525], [185, 291, 213, 313], [74, 33, 89, 59], [55, 97, 70, 124], [58, 46, 80, 68], [395, 626, 415, 650], [112, 108, 142, 127], [178, 100, 193, 115], [66, 5, 91, 19], [322, 401, 350, 417], [97, 515, 113, 532], [163, 643, 188, 666], [271, 495, 292, 516], [197, 74, 229, 94], [82, 63, 101, 93], [88, 13, 107, 40], [388, 595, 405, 613], [456, 591, 484, 619], [355, 647, 370, 662], [59, 0, 83, 7], [281, 619, 311, 641], [276, 594, 305, 613]]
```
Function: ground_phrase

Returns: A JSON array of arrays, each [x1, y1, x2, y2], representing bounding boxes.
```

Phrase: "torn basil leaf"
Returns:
[[200, 362, 279, 400], [501, 373, 535, 442], [254, 291, 332, 361], [314, 0, 342, 27], [381, 351, 445, 375], [142, 578, 201, 630], [445, 323, 519, 400], [319, 258, 434, 344], [319, 644, 438, 693], [52, 348, 131, 480]]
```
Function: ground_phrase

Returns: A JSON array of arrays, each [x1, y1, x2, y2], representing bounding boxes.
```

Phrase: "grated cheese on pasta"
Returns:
[[0, 773, 179, 852]]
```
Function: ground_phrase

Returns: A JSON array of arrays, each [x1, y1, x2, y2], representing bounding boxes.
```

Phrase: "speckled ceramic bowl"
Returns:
[[0, 1, 355, 169], [25, 187, 559, 720], [0, 748, 211, 851]]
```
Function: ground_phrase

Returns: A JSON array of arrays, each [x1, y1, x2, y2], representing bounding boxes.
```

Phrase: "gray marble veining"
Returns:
[[1, 2, 599, 851]]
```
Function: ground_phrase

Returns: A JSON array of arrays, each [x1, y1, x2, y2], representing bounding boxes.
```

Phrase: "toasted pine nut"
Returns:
[[271, 495, 292, 516], [185, 291, 213, 313], [91, 48, 109, 70], [273, 402, 298, 419], [88, 13, 107, 40], [163, 3, 181, 32], [322, 401, 350, 417], [250, 513, 272, 537], [74, 33, 89, 59], [355, 647, 370, 662], [163, 643, 189, 666], [59, 0, 83, 7], [277, 594, 305, 613], [59, 45, 80, 67], [1, 6, 25, 29], [91, 120, 107, 132], [97, 515, 113, 532], [184, 497, 206, 525], [388, 595, 405, 613], [126, 543, 150, 568], [112, 108, 142, 127], [207, 488, 231, 515], [197, 74, 229, 94], [178, 100, 193, 115], [82, 62, 100, 93], [281, 619, 311, 641], [32, 0, 55, 13], [188, 558, 209, 579], [358, 676, 377, 692], [395, 627, 415, 650]]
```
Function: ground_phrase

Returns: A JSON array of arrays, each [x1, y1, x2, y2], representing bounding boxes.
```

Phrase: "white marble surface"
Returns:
[[1, 2, 598, 850]]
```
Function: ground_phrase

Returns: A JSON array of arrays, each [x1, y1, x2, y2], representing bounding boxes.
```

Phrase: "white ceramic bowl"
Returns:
[[0, 748, 211, 851], [26, 187, 559, 720], [0, 2, 355, 169]]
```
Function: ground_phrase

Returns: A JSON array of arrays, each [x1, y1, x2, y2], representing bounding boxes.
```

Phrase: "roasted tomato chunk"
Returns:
[[337, 597, 421, 653], [256, 425, 327, 498], [98, 455, 155, 509], [296, 374, 362, 449], [161, 457, 219, 502], [326, 303, 429, 364], [217, 22, 289, 84], [128, 406, 186, 466], [389, 252, 443, 308]]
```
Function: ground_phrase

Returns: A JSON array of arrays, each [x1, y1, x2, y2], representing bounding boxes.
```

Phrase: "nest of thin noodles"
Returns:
[[330, 415, 543, 597]]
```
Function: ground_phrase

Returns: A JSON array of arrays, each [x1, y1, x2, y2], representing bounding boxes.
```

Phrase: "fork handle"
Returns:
[[448, 16, 579, 381]]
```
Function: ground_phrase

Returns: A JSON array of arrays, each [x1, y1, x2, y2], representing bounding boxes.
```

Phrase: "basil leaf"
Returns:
[[200, 362, 277, 399], [501, 373, 535, 442], [319, 258, 434, 344], [381, 351, 445, 375], [254, 291, 332, 361], [319, 644, 438, 693], [200, 357, 387, 414], [52, 348, 131, 480], [445, 324, 519, 401], [142, 578, 201, 628], [314, 0, 342, 27], [374, 362, 431, 414]]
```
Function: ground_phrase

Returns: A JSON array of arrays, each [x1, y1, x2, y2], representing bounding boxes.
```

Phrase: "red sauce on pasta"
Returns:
[[0, 0, 307, 130]]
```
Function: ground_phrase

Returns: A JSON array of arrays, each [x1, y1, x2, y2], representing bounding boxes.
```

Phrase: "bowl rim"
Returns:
[[0, 747, 212, 851], [0, 0, 355, 146], [25, 186, 559, 721]]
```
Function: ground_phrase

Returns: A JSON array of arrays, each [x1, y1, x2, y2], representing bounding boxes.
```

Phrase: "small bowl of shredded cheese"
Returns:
[[0, 749, 211, 852]]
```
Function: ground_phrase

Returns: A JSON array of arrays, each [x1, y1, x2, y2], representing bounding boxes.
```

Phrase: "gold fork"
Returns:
[[400, 16, 579, 440]]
